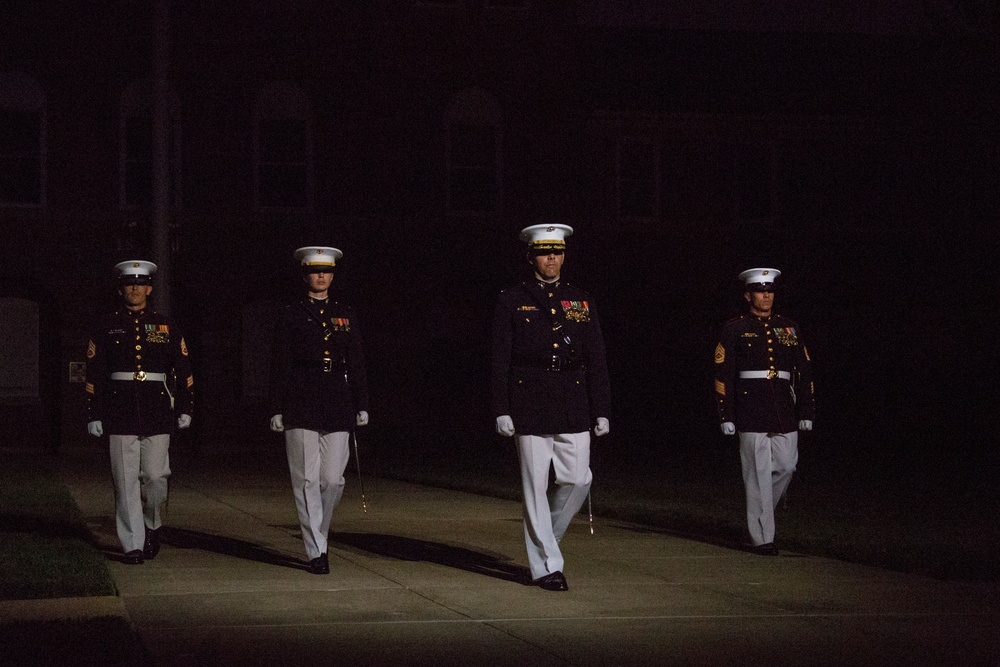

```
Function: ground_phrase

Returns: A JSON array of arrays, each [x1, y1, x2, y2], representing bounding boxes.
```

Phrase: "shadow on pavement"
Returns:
[[158, 526, 310, 571], [330, 532, 531, 585]]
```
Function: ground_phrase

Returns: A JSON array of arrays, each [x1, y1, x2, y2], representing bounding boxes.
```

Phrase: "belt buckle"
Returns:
[[767, 369, 777, 380], [134, 370, 147, 381], [321, 358, 333, 373], [549, 355, 562, 371]]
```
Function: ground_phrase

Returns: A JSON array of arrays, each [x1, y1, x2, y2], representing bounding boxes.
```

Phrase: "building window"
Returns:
[[446, 88, 502, 215], [254, 83, 313, 210], [258, 118, 309, 208], [735, 144, 773, 220], [124, 116, 153, 207], [0, 73, 45, 208], [0, 297, 39, 401], [617, 136, 659, 220], [119, 81, 182, 209], [449, 124, 499, 213]]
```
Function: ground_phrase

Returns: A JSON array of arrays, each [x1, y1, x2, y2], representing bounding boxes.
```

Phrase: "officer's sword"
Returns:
[[352, 430, 367, 513], [587, 489, 594, 535]]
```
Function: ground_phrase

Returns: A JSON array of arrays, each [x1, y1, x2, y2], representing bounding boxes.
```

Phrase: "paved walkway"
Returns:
[[57, 445, 999, 667]]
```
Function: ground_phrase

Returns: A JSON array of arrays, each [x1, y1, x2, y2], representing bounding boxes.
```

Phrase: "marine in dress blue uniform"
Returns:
[[85, 260, 194, 564], [714, 268, 815, 555], [269, 247, 370, 574], [490, 224, 612, 591]]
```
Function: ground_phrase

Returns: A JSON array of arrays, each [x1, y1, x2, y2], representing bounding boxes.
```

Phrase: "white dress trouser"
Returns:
[[285, 428, 350, 560], [109, 434, 171, 553], [738, 430, 798, 546], [516, 432, 593, 580]]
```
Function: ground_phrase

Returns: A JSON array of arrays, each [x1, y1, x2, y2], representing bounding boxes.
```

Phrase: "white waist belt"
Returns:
[[111, 371, 167, 382], [739, 370, 791, 380]]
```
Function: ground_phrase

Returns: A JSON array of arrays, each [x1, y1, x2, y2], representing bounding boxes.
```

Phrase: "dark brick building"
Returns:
[[2, 2, 997, 476]]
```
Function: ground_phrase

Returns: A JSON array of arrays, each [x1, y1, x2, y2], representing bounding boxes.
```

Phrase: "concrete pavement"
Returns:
[[57, 444, 1000, 667]]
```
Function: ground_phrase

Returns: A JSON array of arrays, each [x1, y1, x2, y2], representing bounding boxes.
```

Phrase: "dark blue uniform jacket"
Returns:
[[85, 307, 194, 436], [714, 312, 815, 433], [491, 279, 611, 435], [269, 296, 369, 433]]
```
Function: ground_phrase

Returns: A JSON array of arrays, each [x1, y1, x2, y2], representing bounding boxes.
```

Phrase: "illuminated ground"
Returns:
[[54, 445, 1000, 667]]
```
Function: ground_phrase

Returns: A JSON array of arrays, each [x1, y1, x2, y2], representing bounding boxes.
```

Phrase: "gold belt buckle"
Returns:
[[134, 370, 147, 381], [321, 358, 333, 373], [767, 369, 777, 379]]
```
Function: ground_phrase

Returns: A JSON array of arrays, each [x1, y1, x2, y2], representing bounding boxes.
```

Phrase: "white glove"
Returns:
[[720, 421, 736, 436], [87, 420, 103, 437], [177, 414, 192, 430], [270, 414, 284, 433], [799, 419, 813, 432], [496, 415, 515, 437], [356, 411, 369, 426], [593, 417, 610, 437]]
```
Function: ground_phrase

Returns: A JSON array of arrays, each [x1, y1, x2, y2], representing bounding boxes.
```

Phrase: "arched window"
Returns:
[[446, 88, 502, 215], [0, 73, 46, 208], [119, 80, 183, 209], [253, 82, 314, 210], [617, 135, 660, 220], [735, 143, 773, 221]]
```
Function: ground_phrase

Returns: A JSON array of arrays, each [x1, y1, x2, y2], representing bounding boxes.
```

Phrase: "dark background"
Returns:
[[1, 1, 997, 496]]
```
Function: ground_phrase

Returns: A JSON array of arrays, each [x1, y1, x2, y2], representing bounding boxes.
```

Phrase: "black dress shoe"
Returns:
[[309, 553, 330, 575], [143, 528, 161, 560], [753, 542, 779, 556], [123, 550, 144, 565], [534, 571, 569, 591]]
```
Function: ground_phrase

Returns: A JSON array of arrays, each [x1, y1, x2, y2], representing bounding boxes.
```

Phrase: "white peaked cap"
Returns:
[[115, 260, 157, 282], [294, 246, 343, 268], [738, 267, 781, 286], [519, 224, 574, 250]]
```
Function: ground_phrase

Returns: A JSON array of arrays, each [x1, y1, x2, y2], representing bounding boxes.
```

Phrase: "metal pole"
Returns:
[[152, 0, 171, 314], [352, 430, 367, 513]]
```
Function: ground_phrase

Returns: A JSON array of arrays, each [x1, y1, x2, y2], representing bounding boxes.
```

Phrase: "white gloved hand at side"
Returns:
[[798, 419, 813, 432], [177, 414, 192, 430], [87, 420, 103, 437], [594, 417, 610, 437], [270, 414, 284, 433], [356, 411, 369, 426], [496, 415, 515, 437], [721, 421, 736, 436]]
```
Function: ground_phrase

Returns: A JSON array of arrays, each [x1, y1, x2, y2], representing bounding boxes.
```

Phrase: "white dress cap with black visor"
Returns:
[[738, 267, 781, 292], [519, 224, 573, 253], [115, 260, 157, 286], [294, 246, 343, 273]]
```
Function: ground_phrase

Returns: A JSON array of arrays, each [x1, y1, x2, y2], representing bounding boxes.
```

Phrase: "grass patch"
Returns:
[[1, 449, 145, 665], [0, 535, 116, 600], [0, 451, 116, 600]]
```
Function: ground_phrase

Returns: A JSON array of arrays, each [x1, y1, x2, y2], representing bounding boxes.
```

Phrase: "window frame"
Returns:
[[0, 73, 46, 209], [616, 135, 660, 221], [252, 82, 315, 212], [118, 80, 183, 210], [445, 88, 503, 216], [733, 142, 775, 223]]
